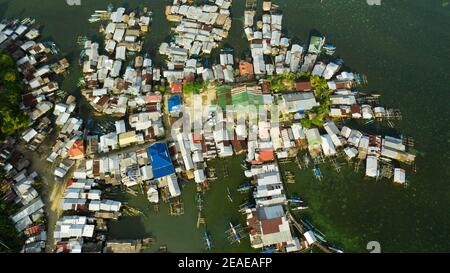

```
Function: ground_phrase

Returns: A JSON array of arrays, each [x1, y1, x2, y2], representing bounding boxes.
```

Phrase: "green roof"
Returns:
[[216, 85, 232, 110], [232, 90, 263, 107], [309, 35, 324, 53]]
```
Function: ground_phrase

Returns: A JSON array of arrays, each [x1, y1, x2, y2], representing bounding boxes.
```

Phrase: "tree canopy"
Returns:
[[269, 71, 310, 92], [300, 75, 333, 129], [183, 80, 208, 95], [0, 52, 31, 141]]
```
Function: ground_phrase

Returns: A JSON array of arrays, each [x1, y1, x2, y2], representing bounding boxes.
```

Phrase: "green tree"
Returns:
[[0, 202, 23, 253], [0, 52, 31, 140], [0, 53, 15, 70], [183, 80, 206, 95], [300, 118, 312, 129], [0, 107, 30, 136]]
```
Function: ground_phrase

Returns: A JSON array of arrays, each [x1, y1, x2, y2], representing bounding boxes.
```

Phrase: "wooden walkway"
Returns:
[[287, 212, 332, 253]]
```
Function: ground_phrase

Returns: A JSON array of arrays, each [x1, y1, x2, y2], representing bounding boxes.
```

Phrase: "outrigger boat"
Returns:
[[261, 247, 277, 253], [323, 43, 336, 55], [107, 3, 114, 12], [291, 206, 309, 211], [364, 119, 374, 125], [328, 245, 344, 253], [239, 200, 254, 213], [288, 197, 303, 204], [203, 231, 213, 251], [88, 17, 101, 23], [237, 182, 252, 193], [226, 187, 233, 202], [225, 222, 246, 244], [313, 165, 323, 180]]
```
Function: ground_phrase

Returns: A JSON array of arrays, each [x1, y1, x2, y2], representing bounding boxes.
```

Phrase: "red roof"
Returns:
[[258, 150, 275, 162], [295, 81, 312, 91], [25, 224, 43, 236], [239, 62, 254, 77], [146, 95, 162, 103], [192, 133, 202, 143], [261, 218, 282, 234], [335, 81, 352, 89], [68, 140, 85, 159], [170, 82, 182, 93], [66, 179, 75, 188]]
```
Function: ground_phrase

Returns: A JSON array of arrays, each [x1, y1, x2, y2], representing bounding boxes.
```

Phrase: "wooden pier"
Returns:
[[284, 171, 296, 184], [402, 135, 415, 147], [380, 163, 394, 179], [196, 212, 206, 229], [169, 200, 184, 216], [223, 163, 229, 177], [331, 158, 341, 173], [354, 160, 362, 172], [286, 212, 332, 253], [313, 154, 325, 165], [246, 0, 257, 10], [206, 167, 218, 181], [384, 108, 403, 120]]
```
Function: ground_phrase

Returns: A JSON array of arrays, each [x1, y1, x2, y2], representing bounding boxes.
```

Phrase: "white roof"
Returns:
[[115, 120, 126, 134], [115, 46, 126, 60], [304, 231, 317, 245], [344, 147, 358, 159], [194, 169, 206, 183], [394, 168, 406, 184], [22, 129, 38, 143], [256, 172, 282, 186], [365, 156, 378, 177], [111, 7, 125, 23], [324, 121, 340, 136], [167, 175, 181, 197], [305, 128, 321, 144], [321, 134, 337, 156]]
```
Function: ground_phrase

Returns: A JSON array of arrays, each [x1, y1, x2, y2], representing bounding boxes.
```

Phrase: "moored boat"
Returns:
[[323, 43, 336, 55]]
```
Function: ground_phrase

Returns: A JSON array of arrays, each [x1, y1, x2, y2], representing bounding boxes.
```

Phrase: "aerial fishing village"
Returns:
[[0, 0, 418, 253]]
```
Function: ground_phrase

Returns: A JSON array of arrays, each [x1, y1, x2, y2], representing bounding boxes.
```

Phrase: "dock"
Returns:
[[196, 212, 206, 229], [384, 108, 403, 120], [223, 163, 229, 177], [284, 171, 296, 184], [354, 160, 362, 172], [402, 135, 415, 147], [331, 158, 341, 173], [169, 200, 184, 216], [286, 213, 332, 253], [245, 0, 257, 10]]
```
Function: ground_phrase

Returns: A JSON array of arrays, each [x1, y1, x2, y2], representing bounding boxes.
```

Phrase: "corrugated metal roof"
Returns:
[[147, 143, 175, 179]]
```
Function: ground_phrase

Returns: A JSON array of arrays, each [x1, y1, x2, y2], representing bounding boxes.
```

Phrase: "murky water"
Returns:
[[1, 0, 449, 252]]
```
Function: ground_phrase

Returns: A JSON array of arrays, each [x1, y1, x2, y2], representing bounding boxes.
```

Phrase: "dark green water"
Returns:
[[1, 0, 449, 252]]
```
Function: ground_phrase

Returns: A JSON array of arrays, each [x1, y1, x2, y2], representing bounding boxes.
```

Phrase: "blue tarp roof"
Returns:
[[168, 95, 181, 112], [147, 143, 175, 179]]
